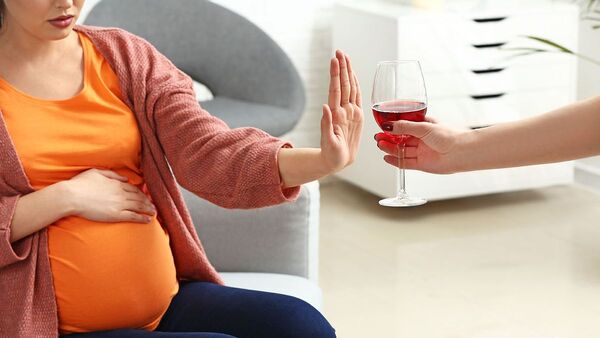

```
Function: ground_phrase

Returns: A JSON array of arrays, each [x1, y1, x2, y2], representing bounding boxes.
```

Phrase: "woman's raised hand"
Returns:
[[64, 168, 157, 223], [319, 50, 364, 173]]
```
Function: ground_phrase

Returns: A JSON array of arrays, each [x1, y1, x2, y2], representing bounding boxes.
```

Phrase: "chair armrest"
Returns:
[[179, 181, 320, 282]]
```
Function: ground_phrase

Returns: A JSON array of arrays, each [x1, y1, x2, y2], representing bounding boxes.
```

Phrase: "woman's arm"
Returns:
[[145, 43, 362, 207], [8, 182, 74, 243], [376, 95, 600, 173], [278, 50, 364, 188]]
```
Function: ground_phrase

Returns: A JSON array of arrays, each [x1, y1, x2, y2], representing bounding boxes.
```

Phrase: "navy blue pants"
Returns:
[[61, 281, 336, 338]]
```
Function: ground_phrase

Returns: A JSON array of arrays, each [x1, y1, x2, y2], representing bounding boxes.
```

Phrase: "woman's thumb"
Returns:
[[383, 120, 433, 138]]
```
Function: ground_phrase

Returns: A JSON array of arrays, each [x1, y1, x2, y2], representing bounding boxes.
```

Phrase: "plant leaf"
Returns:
[[583, 15, 600, 21], [496, 48, 550, 64], [506, 50, 548, 59], [523, 36, 575, 54], [501, 47, 548, 53]]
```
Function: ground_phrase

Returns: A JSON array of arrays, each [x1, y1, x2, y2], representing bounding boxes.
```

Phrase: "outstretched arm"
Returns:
[[278, 50, 364, 188], [376, 95, 600, 173], [141, 31, 361, 207]]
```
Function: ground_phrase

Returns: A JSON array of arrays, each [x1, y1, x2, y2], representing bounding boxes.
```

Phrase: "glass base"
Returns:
[[379, 195, 427, 208]]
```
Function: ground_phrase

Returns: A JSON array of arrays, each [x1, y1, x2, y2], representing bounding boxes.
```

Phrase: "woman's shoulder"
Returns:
[[74, 24, 134, 38], [73, 24, 157, 54], [73, 24, 189, 95]]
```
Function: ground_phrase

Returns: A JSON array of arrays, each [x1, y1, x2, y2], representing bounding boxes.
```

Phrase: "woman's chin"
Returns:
[[43, 22, 77, 40], [43, 28, 75, 41]]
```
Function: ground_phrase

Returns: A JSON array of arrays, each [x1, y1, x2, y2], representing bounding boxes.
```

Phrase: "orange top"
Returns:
[[0, 31, 178, 333]]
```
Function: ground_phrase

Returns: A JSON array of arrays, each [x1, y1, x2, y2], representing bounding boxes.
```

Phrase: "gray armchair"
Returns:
[[179, 181, 322, 309], [84, 0, 321, 308], [84, 0, 305, 137]]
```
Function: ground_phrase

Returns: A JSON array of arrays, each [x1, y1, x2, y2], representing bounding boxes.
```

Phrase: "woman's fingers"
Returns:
[[425, 116, 438, 124], [97, 169, 128, 182], [354, 73, 362, 107], [404, 137, 420, 147], [336, 50, 351, 105], [377, 140, 418, 158], [388, 120, 434, 139], [374, 132, 420, 146], [374, 132, 394, 143], [321, 104, 335, 140], [328, 50, 361, 109], [376, 139, 396, 155], [329, 57, 341, 109], [345, 54, 357, 104]]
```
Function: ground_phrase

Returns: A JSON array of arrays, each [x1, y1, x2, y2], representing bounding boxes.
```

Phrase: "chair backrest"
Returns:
[[84, 0, 305, 112]]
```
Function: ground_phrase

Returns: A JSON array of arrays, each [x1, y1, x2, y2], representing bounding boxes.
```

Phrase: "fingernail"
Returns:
[[382, 122, 393, 131]]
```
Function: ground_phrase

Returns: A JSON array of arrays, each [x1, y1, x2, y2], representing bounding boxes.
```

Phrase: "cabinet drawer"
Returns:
[[449, 7, 577, 46], [425, 61, 575, 99], [428, 88, 573, 128], [398, 33, 576, 72], [396, 5, 578, 71]]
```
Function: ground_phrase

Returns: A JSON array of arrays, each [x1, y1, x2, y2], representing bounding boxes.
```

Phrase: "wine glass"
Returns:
[[372, 60, 428, 207]]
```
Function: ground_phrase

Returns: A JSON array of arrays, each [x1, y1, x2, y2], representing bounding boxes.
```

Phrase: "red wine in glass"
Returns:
[[372, 60, 427, 207], [372, 100, 427, 145]]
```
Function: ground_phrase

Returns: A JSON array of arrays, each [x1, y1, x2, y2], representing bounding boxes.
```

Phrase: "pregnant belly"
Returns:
[[48, 214, 179, 334]]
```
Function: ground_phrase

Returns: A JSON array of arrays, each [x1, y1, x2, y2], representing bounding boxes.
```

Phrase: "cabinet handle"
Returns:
[[472, 17, 507, 23], [472, 42, 507, 49], [472, 68, 506, 74], [470, 93, 505, 100]]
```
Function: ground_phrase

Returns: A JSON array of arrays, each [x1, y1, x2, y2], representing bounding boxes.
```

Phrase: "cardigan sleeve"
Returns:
[[139, 37, 300, 209], [0, 194, 31, 268]]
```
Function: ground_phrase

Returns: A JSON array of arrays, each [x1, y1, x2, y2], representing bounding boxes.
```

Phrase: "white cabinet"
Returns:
[[334, 1, 578, 201]]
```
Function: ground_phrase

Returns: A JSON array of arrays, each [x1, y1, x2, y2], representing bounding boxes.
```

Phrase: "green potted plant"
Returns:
[[506, 0, 600, 66]]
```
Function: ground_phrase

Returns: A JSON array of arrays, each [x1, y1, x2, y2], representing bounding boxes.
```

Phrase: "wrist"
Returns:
[[278, 147, 331, 188], [53, 181, 79, 217], [317, 149, 342, 176], [448, 129, 479, 173]]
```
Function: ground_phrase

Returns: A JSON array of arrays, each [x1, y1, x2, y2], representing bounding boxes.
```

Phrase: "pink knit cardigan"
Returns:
[[0, 25, 300, 337]]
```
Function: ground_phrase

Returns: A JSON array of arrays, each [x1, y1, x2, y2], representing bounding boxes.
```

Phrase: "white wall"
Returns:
[[79, 0, 101, 23], [577, 20, 600, 101]]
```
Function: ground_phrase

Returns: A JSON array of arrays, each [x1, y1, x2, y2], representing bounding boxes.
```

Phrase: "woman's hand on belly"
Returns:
[[62, 168, 157, 224]]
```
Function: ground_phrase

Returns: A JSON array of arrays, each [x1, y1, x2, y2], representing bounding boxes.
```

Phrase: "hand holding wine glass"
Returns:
[[374, 119, 467, 175], [371, 60, 429, 207]]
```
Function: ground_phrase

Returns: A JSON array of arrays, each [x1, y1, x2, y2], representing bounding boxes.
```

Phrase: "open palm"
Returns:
[[320, 50, 364, 173]]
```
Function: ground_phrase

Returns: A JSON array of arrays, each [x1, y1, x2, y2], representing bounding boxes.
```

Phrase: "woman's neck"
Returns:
[[0, 24, 77, 64]]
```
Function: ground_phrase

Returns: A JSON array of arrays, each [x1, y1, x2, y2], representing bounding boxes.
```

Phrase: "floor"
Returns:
[[318, 180, 600, 338]]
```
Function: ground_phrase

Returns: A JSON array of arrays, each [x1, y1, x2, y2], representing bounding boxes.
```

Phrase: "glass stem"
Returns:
[[397, 142, 407, 199]]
